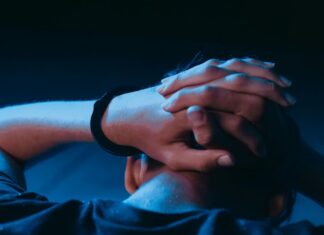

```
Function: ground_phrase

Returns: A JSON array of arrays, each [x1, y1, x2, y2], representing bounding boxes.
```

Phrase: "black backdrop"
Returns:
[[0, 0, 323, 49]]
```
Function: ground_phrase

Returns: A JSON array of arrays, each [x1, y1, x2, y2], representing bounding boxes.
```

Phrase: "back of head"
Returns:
[[124, 153, 295, 223]]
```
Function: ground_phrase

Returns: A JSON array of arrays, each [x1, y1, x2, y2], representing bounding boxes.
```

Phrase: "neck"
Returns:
[[123, 170, 274, 218], [124, 171, 210, 213]]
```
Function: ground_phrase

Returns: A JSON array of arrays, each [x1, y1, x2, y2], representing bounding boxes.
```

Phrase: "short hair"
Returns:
[[132, 53, 296, 224]]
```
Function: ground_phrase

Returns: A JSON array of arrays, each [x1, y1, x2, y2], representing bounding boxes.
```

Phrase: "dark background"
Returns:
[[0, 0, 323, 226], [0, 0, 323, 49]]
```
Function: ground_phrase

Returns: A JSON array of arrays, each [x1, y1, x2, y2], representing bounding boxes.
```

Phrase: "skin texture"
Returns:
[[102, 87, 232, 171], [0, 58, 294, 170], [0, 101, 95, 160], [103, 58, 297, 171], [122, 58, 303, 218], [124, 157, 285, 218], [0, 57, 322, 221], [158, 58, 299, 182]]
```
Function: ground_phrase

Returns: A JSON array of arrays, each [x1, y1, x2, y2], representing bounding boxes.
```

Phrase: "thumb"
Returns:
[[166, 143, 234, 172], [187, 105, 216, 146]]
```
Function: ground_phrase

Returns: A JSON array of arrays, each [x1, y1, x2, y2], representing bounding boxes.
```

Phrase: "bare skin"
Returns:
[[1, 58, 322, 221], [124, 159, 280, 218], [158, 58, 324, 207]]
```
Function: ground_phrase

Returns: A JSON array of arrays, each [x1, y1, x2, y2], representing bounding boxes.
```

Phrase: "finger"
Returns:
[[161, 86, 268, 123], [187, 106, 215, 146], [187, 106, 267, 158], [241, 57, 275, 68], [210, 73, 296, 107], [158, 60, 230, 96], [187, 106, 230, 149], [160, 57, 275, 85], [160, 58, 223, 84], [214, 112, 267, 158], [163, 143, 234, 172], [219, 58, 292, 87]]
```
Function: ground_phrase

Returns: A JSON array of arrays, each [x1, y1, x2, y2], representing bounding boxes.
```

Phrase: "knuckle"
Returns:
[[266, 82, 281, 95], [242, 57, 257, 63], [175, 72, 183, 81], [242, 57, 253, 62], [163, 152, 180, 170], [225, 73, 248, 86], [259, 68, 276, 79], [196, 159, 212, 172], [245, 96, 266, 121], [169, 163, 181, 171], [172, 89, 187, 102], [231, 116, 245, 130], [227, 58, 243, 67], [203, 64, 219, 77], [200, 85, 215, 103], [205, 58, 220, 66], [175, 90, 184, 99], [197, 132, 212, 145], [264, 83, 287, 106], [250, 96, 266, 109]]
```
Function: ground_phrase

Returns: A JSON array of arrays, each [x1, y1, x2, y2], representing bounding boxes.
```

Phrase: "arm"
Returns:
[[0, 58, 297, 169], [0, 101, 95, 161], [0, 82, 241, 177], [0, 94, 232, 172], [102, 59, 295, 170]]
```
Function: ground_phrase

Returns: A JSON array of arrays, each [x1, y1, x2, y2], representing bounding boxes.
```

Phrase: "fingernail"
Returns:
[[161, 102, 170, 110], [161, 77, 170, 83], [188, 110, 204, 125], [157, 84, 166, 93], [217, 155, 234, 167], [264, 61, 275, 67], [284, 93, 297, 105], [280, 76, 292, 87]]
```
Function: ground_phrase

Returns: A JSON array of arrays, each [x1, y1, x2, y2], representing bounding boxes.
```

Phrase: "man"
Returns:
[[0, 58, 323, 234]]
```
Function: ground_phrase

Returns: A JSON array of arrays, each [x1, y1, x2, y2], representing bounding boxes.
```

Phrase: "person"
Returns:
[[0, 58, 323, 234]]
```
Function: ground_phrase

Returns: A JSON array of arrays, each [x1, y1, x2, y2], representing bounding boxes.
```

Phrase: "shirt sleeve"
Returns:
[[0, 149, 26, 197], [0, 149, 90, 235]]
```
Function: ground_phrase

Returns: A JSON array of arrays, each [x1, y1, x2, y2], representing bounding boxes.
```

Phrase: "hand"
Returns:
[[102, 87, 233, 172], [158, 58, 297, 156], [158, 58, 295, 107], [159, 57, 292, 92], [158, 58, 301, 183]]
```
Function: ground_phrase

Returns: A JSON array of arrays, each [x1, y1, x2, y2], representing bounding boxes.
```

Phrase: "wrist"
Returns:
[[101, 95, 133, 146], [101, 86, 163, 149], [91, 86, 142, 156]]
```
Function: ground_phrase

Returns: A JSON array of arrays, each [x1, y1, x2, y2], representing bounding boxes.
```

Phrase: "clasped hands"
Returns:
[[103, 57, 300, 174]]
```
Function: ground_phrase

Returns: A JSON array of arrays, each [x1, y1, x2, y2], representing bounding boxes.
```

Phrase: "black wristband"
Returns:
[[90, 86, 142, 156]]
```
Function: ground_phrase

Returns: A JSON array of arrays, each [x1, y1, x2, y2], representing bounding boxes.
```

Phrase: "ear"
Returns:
[[269, 193, 286, 217], [124, 156, 142, 194]]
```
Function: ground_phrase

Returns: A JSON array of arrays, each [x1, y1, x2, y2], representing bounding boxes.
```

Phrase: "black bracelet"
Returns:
[[90, 86, 142, 156]]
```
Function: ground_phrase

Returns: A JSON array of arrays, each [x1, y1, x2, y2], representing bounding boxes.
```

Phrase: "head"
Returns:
[[124, 153, 295, 223], [124, 55, 295, 222]]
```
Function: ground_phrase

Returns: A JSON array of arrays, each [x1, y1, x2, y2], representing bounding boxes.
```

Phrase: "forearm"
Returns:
[[293, 143, 324, 207], [0, 101, 95, 161]]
